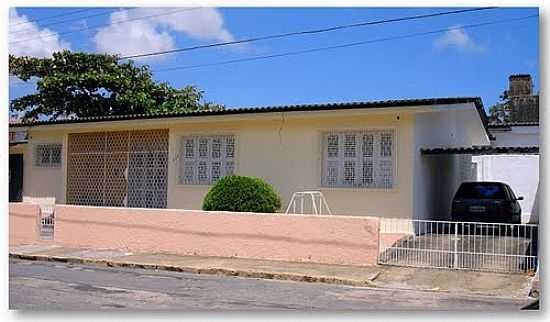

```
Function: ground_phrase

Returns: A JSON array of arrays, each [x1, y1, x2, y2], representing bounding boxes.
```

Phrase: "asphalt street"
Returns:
[[9, 258, 526, 311]]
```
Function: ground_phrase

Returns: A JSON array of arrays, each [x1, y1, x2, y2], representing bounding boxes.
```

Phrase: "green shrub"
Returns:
[[202, 175, 282, 213]]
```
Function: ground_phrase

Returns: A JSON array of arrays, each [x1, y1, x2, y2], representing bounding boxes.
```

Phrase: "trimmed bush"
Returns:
[[202, 175, 282, 213]]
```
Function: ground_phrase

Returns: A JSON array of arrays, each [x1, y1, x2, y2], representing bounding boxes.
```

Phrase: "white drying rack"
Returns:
[[285, 191, 332, 215]]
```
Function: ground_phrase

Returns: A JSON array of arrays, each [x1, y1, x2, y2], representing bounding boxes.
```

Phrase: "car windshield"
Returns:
[[455, 183, 507, 200]]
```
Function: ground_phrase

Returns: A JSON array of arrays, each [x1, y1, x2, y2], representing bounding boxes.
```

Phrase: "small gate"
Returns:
[[378, 218, 538, 273], [40, 210, 55, 240], [23, 196, 55, 240]]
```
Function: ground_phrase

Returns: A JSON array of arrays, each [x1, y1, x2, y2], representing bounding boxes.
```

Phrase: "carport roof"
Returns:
[[421, 146, 539, 155], [488, 122, 539, 129]]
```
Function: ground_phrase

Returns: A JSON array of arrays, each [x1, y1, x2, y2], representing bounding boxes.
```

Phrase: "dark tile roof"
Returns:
[[421, 146, 539, 155], [9, 97, 485, 128], [509, 74, 532, 79]]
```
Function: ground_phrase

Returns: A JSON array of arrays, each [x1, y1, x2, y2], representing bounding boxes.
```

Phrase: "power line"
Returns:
[[9, 7, 201, 45], [11, 8, 529, 78], [10, 8, 116, 35], [9, 7, 498, 76], [154, 14, 537, 73], [120, 7, 497, 60], [9, 8, 92, 27]]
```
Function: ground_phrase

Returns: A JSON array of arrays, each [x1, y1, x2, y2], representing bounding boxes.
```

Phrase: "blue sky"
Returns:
[[9, 7, 539, 111]]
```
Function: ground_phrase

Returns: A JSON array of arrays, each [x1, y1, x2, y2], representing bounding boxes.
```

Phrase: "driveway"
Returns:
[[379, 231, 535, 272]]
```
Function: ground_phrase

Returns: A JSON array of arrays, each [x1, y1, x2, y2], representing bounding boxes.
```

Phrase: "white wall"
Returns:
[[471, 124, 540, 223], [413, 103, 489, 220], [472, 154, 539, 223], [14, 110, 416, 218], [490, 126, 539, 147], [17, 129, 66, 203]]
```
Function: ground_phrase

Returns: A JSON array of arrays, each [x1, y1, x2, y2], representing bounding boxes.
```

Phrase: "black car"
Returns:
[[451, 182, 523, 224]]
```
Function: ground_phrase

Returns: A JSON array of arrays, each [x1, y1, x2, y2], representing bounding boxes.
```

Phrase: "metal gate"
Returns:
[[66, 129, 168, 208], [378, 218, 538, 273]]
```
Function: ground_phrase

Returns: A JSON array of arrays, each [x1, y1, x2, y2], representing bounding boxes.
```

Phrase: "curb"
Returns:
[[9, 253, 376, 288]]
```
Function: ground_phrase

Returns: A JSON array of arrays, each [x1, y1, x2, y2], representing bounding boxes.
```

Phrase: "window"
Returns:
[[179, 135, 236, 185], [35, 144, 62, 167], [455, 183, 506, 200], [322, 130, 394, 189]]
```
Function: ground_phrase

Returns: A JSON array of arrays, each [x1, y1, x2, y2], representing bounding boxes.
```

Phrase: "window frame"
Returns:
[[178, 134, 237, 186], [319, 128, 397, 190], [34, 143, 63, 168]]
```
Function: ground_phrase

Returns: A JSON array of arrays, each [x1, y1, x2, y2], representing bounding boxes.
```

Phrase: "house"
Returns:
[[472, 74, 540, 223], [9, 97, 492, 220]]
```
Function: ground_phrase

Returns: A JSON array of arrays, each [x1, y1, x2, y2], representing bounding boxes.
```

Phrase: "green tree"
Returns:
[[488, 102, 511, 123], [488, 88, 514, 123], [9, 50, 223, 120]]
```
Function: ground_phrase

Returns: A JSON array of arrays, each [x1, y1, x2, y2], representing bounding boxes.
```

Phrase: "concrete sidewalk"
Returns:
[[9, 244, 533, 299]]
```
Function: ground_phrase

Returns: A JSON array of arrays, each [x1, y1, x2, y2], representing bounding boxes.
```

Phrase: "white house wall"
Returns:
[[13, 110, 416, 218], [15, 130, 66, 203], [11, 102, 489, 221], [413, 103, 488, 221]]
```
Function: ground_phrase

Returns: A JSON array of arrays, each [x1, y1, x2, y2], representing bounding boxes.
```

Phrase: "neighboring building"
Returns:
[[506, 74, 539, 123], [472, 122, 539, 223], [472, 74, 540, 223], [9, 97, 491, 220]]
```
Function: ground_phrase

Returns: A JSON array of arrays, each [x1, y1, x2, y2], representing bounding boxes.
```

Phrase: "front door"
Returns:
[[9, 154, 24, 202]]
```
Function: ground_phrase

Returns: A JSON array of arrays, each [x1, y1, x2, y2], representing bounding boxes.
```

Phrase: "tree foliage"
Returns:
[[488, 90, 512, 123], [488, 102, 511, 123], [9, 50, 223, 120]]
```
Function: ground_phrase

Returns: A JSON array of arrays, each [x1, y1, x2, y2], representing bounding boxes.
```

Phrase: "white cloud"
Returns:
[[144, 7, 234, 42], [434, 26, 482, 52], [9, 8, 71, 57], [93, 8, 234, 59], [94, 10, 175, 59]]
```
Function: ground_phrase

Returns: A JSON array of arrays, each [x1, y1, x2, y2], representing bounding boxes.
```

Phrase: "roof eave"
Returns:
[[8, 97, 484, 128]]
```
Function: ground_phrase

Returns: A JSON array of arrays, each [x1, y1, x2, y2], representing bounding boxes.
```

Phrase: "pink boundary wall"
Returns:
[[51, 205, 380, 266], [9, 203, 40, 246]]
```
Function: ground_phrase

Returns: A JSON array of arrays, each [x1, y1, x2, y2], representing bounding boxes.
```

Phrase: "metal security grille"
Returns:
[[322, 130, 394, 189], [378, 218, 538, 273], [66, 129, 168, 208], [179, 135, 235, 185], [127, 130, 169, 208]]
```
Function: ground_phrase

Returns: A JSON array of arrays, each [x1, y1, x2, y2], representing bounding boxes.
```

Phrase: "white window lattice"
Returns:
[[179, 135, 236, 185], [35, 144, 62, 167], [322, 130, 394, 189]]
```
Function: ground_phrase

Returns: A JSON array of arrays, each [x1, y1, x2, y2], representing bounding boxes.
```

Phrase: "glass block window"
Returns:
[[322, 130, 395, 189], [35, 144, 62, 167], [179, 135, 236, 185]]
